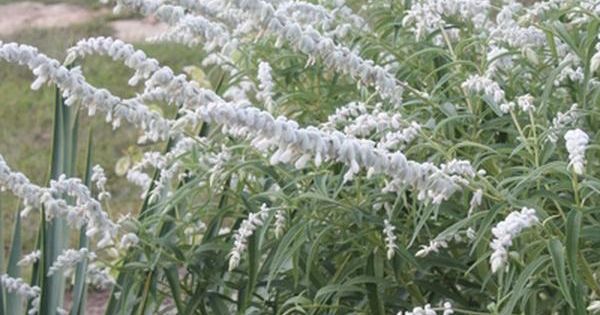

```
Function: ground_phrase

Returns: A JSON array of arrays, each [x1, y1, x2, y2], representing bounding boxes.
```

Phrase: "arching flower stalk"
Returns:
[[0, 154, 117, 247], [92, 164, 111, 201], [383, 219, 398, 260], [17, 250, 42, 267], [490, 207, 538, 273], [48, 248, 97, 276], [228, 203, 271, 271]]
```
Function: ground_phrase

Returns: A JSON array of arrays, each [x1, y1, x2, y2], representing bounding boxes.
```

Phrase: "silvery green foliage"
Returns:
[[0, 275, 41, 314]]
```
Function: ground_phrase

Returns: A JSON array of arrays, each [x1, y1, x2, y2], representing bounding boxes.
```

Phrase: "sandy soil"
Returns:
[[0, 1, 168, 42], [110, 17, 170, 42], [0, 2, 105, 37]]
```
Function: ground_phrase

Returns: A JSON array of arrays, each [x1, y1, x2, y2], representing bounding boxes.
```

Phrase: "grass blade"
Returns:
[[547, 238, 574, 308], [70, 128, 94, 315], [6, 208, 22, 315]]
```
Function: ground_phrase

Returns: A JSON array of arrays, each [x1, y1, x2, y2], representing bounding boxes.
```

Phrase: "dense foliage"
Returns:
[[2, 0, 600, 314]]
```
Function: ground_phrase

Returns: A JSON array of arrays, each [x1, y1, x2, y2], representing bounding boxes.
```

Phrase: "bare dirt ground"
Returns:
[[0, 1, 167, 42], [0, 2, 105, 36], [64, 288, 110, 315]]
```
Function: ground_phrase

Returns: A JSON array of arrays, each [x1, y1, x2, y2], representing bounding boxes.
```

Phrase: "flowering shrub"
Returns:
[[1, 0, 600, 314]]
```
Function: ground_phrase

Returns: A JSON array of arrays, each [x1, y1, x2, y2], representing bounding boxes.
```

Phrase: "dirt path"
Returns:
[[0, 1, 167, 42]]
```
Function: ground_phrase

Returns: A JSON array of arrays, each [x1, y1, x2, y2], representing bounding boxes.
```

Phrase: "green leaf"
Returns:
[[365, 252, 384, 315], [500, 255, 550, 315], [566, 210, 581, 280], [547, 238, 574, 308]]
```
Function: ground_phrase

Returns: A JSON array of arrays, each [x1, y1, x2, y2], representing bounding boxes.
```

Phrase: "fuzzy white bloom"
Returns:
[[468, 189, 483, 216], [48, 248, 96, 276], [0, 154, 117, 248], [516, 94, 535, 112], [397, 302, 453, 315], [228, 203, 271, 271], [402, 0, 490, 40], [462, 75, 505, 105], [323, 101, 368, 130], [415, 239, 448, 257], [119, 233, 140, 249], [17, 250, 42, 267], [588, 300, 600, 313], [87, 263, 115, 289], [490, 207, 538, 273], [547, 104, 579, 143], [92, 164, 111, 201], [5, 39, 466, 205], [591, 40, 600, 73], [490, 4, 546, 48], [564, 129, 589, 175], [486, 46, 513, 76], [0, 42, 172, 142], [0, 274, 41, 315], [383, 219, 398, 260], [274, 209, 286, 239], [499, 102, 515, 114], [256, 61, 275, 112]]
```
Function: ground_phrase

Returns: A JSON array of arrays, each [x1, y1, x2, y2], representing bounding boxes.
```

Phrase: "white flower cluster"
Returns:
[[87, 263, 116, 289], [0, 42, 172, 142], [322, 101, 368, 130], [462, 74, 505, 106], [0, 274, 40, 315], [67, 37, 159, 86], [120, 233, 140, 249], [274, 209, 286, 239], [415, 227, 475, 257], [92, 164, 111, 201], [402, 0, 490, 40], [490, 207, 538, 273], [256, 61, 275, 112], [554, 53, 584, 86], [115, 0, 408, 106], [485, 46, 513, 76], [397, 302, 454, 315], [48, 248, 96, 276], [228, 203, 271, 271], [547, 104, 579, 143], [17, 250, 42, 267], [592, 36, 600, 73], [468, 189, 483, 216], [383, 219, 398, 260], [0, 154, 117, 248], [490, 4, 546, 49], [139, 59, 465, 204], [564, 128, 589, 176], [275, 1, 364, 39], [516, 94, 535, 112]]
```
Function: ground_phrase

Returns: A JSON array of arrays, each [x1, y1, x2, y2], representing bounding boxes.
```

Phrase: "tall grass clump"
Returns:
[[2, 0, 600, 314]]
